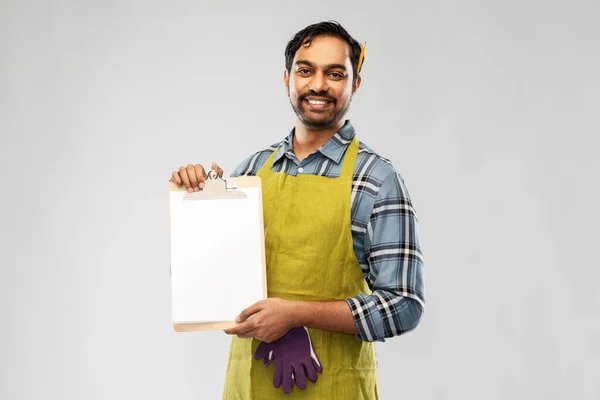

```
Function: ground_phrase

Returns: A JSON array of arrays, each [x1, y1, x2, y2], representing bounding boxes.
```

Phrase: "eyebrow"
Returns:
[[295, 60, 348, 71]]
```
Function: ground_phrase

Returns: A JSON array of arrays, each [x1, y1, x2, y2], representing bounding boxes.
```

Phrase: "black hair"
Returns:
[[284, 21, 364, 82]]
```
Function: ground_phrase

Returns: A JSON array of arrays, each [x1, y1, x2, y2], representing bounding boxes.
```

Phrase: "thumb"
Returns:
[[254, 342, 271, 360], [211, 161, 224, 177]]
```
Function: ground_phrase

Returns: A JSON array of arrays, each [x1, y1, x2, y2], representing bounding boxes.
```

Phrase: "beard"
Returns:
[[289, 92, 351, 130]]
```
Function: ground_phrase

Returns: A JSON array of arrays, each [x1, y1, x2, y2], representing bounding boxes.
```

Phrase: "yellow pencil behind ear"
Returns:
[[357, 42, 366, 75]]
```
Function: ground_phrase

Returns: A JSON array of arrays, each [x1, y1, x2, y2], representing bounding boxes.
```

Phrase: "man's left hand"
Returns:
[[224, 298, 298, 343]]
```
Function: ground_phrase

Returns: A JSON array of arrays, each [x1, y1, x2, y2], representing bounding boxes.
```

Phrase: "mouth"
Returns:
[[302, 97, 334, 109]]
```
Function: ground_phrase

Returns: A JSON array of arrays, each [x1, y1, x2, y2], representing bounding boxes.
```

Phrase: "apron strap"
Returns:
[[340, 136, 359, 180], [257, 145, 280, 175]]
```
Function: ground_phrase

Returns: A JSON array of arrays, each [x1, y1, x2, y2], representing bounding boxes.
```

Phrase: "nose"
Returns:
[[309, 71, 328, 93]]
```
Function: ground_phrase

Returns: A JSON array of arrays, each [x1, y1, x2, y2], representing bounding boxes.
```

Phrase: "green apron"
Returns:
[[222, 136, 379, 399]]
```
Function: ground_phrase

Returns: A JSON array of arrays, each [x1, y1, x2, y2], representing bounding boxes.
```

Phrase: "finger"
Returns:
[[263, 351, 273, 367], [186, 164, 199, 191], [293, 363, 307, 390], [195, 164, 207, 189], [171, 171, 183, 186], [311, 356, 323, 374], [307, 332, 323, 373], [273, 360, 283, 388], [224, 321, 253, 336], [212, 161, 224, 177], [236, 301, 264, 322], [305, 362, 317, 383], [283, 364, 294, 394], [178, 166, 192, 191]]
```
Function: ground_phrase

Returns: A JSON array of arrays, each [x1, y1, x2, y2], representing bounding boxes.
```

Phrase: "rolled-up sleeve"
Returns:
[[346, 172, 425, 342]]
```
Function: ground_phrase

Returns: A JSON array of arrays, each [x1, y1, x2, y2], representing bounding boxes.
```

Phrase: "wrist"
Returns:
[[289, 300, 309, 328]]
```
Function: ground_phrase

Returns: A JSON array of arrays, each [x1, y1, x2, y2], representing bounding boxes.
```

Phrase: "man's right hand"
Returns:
[[170, 161, 224, 192]]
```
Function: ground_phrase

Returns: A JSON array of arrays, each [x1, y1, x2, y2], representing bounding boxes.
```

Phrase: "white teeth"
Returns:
[[307, 99, 330, 105]]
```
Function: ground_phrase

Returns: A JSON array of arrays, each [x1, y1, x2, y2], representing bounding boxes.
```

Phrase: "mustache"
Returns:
[[300, 91, 336, 103]]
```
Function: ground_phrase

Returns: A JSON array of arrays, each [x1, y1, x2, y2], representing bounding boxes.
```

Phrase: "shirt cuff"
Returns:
[[345, 294, 387, 343]]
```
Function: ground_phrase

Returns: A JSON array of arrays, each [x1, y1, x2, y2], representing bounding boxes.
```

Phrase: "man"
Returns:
[[170, 21, 425, 399]]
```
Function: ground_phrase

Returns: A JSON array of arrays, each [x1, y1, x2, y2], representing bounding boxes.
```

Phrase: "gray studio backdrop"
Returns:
[[1, 0, 599, 399]]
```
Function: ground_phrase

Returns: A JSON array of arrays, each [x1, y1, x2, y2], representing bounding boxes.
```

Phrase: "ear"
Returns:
[[352, 75, 362, 95], [283, 70, 290, 97]]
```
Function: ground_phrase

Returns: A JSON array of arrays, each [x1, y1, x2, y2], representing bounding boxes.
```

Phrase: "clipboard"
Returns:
[[168, 170, 267, 332]]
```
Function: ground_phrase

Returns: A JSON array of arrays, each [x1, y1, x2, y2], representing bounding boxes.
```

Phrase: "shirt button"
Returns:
[[298, 167, 304, 173]]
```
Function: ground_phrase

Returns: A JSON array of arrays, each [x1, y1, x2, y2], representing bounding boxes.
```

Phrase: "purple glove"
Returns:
[[254, 327, 323, 394]]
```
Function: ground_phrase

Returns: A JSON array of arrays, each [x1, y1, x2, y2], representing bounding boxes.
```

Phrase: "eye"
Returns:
[[297, 68, 311, 75], [329, 72, 345, 79]]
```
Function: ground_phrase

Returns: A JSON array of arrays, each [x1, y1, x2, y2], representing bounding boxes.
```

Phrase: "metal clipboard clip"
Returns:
[[183, 169, 246, 200]]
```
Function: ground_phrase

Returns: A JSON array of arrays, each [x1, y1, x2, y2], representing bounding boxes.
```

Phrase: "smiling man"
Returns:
[[170, 21, 425, 400]]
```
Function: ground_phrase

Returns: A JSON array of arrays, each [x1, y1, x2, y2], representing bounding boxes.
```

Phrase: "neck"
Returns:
[[293, 119, 345, 161]]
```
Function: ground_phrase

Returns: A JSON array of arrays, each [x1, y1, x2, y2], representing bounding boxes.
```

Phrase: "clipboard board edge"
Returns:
[[169, 175, 267, 333]]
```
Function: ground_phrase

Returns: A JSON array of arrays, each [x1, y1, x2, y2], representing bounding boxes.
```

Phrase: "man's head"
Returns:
[[284, 21, 364, 131]]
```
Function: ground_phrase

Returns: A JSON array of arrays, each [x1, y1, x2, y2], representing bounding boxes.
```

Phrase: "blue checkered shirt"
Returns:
[[230, 120, 425, 342]]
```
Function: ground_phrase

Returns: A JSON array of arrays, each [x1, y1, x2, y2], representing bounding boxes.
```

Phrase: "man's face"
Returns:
[[285, 35, 360, 130]]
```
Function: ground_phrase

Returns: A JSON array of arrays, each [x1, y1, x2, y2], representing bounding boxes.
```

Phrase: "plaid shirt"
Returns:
[[230, 120, 425, 342]]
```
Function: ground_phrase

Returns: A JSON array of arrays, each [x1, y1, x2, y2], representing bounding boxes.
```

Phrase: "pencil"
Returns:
[[357, 42, 366, 74]]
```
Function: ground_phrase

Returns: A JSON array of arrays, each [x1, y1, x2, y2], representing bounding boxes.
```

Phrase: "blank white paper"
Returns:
[[169, 187, 264, 323]]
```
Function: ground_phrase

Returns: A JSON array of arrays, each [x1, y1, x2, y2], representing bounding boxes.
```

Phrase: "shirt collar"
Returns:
[[273, 120, 356, 164]]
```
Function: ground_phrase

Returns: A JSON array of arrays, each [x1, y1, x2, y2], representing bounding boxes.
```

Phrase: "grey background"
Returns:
[[1, 0, 599, 399]]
